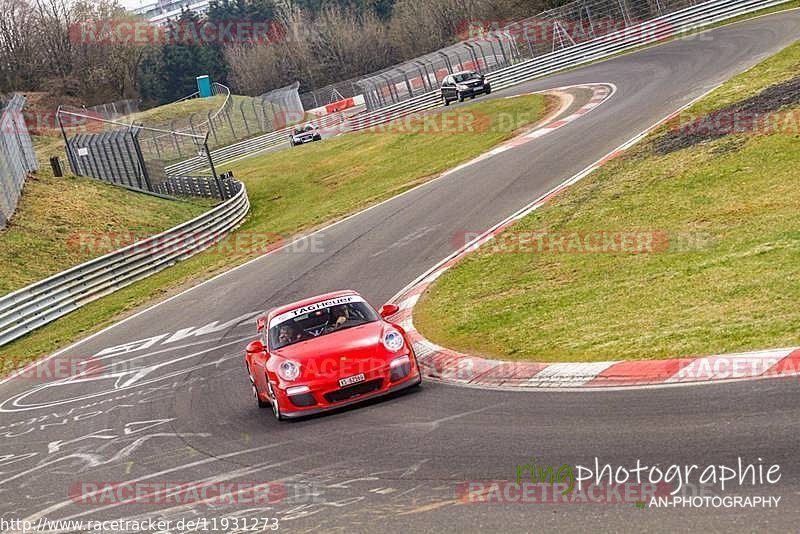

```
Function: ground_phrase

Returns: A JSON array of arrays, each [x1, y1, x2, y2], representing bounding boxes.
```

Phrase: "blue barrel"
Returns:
[[197, 75, 213, 98]]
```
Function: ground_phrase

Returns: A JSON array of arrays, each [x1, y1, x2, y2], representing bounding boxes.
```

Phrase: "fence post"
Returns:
[[402, 72, 414, 98], [203, 133, 224, 199], [240, 101, 251, 136], [464, 43, 480, 72], [57, 110, 80, 176], [207, 111, 219, 144], [130, 127, 153, 191], [618, 0, 633, 26], [171, 120, 183, 158], [225, 106, 236, 139], [495, 37, 510, 65]]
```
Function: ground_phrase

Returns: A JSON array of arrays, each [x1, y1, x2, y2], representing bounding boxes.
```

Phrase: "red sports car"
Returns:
[[244, 290, 421, 420]]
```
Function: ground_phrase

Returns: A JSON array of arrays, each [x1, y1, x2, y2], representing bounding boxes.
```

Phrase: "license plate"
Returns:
[[339, 373, 366, 388]]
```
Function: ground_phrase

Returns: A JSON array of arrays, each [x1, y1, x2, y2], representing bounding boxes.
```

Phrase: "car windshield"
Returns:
[[453, 72, 478, 83], [269, 299, 380, 350]]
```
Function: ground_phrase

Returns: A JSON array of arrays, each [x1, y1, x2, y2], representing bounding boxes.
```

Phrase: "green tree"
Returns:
[[207, 0, 278, 22], [140, 10, 229, 104]]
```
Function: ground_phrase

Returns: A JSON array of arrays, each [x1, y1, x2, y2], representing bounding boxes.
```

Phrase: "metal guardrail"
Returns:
[[165, 0, 789, 173], [0, 181, 250, 347]]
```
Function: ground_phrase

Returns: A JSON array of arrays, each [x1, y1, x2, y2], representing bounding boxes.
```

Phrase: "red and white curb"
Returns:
[[441, 83, 614, 177], [386, 84, 800, 390]]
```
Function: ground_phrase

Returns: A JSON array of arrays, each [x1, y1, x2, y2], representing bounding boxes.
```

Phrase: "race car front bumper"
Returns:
[[280, 375, 421, 419], [274, 356, 422, 419]]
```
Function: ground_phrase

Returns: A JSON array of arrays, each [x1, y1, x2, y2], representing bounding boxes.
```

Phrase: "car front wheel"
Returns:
[[268, 383, 285, 421], [248, 368, 270, 409], [458, 92, 465, 102], [442, 96, 450, 106]]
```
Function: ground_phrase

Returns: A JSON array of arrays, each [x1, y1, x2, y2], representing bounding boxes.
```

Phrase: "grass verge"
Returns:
[[414, 40, 800, 363], [0, 93, 552, 369], [122, 95, 228, 124], [0, 161, 211, 295]]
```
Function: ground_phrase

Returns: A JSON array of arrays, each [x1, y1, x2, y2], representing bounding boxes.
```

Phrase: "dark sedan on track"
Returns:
[[440, 70, 492, 105]]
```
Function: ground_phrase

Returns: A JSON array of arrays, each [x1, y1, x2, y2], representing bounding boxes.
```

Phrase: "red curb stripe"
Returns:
[[597, 151, 622, 167], [422, 351, 463, 378], [585, 359, 694, 387], [403, 284, 428, 298], [764, 349, 800, 376]]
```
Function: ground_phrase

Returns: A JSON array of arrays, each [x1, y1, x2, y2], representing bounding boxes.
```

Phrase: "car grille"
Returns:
[[289, 393, 317, 407], [325, 379, 383, 404]]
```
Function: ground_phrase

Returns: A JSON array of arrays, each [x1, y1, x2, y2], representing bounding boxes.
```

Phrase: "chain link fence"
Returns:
[[352, 0, 710, 111], [55, 82, 305, 200], [56, 106, 237, 200], [85, 99, 139, 120], [492, 0, 701, 59], [0, 95, 38, 227], [300, 78, 364, 111], [134, 82, 305, 165], [356, 33, 519, 111]]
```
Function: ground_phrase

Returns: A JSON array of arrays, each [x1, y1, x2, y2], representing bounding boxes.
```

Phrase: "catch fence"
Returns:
[[0, 94, 38, 227]]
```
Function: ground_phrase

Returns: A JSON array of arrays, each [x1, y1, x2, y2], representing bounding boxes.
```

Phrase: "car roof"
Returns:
[[267, 290, 362, 321]]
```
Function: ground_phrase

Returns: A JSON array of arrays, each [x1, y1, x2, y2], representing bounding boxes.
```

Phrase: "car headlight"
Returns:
[[383, 329, 405, 352], [390, 355, 410, 368], [456, 84, 468, 91], [277, 360, 301, 381]]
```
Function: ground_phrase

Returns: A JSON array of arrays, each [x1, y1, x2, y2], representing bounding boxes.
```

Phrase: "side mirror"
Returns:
[[256, 316, 267, 332], [246, 340, 265, 354], [379, 304, 400, 319]]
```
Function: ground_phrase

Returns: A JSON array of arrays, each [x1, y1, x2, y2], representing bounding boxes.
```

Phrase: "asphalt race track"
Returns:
[[1, 12, 799, 533]]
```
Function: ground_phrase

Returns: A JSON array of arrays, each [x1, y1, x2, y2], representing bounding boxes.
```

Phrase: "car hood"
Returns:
[[273, 322, 388, 363], [273, 322, 399, 379]]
